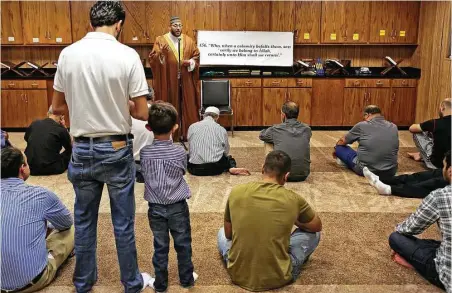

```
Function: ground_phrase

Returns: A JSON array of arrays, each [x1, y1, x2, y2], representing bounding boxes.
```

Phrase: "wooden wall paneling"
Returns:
[[270, 1, 295, 32], [46, 1, 72, 44], [321, 1, 346, 43], [21, 1, 48, 44], [245, 1, 270, 31], [344, 1, 370, 43], [295, 1, 321, 44], [394, 1, 420, 44], [369, 1, 396, 43], [194, 1, 220, 32], [146, 1, 171, 42], [311, 79, 344, 126], [1, 1, 24, 44], [413, 1, 451, 122], [171, 1, 197, 39], [220, 1, 246, 31], [122, 1, 148, 44], [70, 1, 95, 42]]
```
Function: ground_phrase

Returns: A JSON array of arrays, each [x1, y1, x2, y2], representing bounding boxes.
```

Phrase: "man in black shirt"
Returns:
[[24, 106, 72, 175], [408, 98, 451, 169]]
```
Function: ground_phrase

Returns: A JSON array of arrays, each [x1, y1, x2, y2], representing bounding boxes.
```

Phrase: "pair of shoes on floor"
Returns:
[[363, 167, 391, 195], [147, 272, 199, 292]]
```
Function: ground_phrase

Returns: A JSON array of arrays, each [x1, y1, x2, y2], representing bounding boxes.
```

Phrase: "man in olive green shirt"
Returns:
[[217, 150, 322, 291]]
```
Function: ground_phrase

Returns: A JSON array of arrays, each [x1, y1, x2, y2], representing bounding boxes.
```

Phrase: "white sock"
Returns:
[[336, 157, 347, 167], [363, 167, 379, 186], [374, 180, 391, 195]]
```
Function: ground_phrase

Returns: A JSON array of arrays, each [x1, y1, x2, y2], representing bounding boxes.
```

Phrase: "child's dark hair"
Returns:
[[148, 101, 178, 135]]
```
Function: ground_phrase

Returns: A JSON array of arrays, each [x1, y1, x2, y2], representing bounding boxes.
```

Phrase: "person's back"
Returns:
[[188, 116, 228, 164], [420, 115, 451, 168], [131, 116, 154, 161], [227, 182, 310, 290], [24, 113, 71, 175]]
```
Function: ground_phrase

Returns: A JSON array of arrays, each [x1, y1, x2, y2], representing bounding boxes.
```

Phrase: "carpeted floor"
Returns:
[[7, 131, 443, 293]]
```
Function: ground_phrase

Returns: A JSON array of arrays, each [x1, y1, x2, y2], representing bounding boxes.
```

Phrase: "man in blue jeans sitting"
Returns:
[[51, 1, 151, 292], [333, 105, 399, 178], [388, 150, 451, 292], [217, 150, 322, 291]]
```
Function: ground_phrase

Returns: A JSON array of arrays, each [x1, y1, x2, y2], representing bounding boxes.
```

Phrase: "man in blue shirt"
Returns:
[[1, 147, 74, 292]]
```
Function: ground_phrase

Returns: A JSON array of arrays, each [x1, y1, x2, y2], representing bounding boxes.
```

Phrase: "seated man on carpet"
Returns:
[[333, 105, 399, 178], [24, 106, 72, 175], [388, 150, 451, 292], [259, 101, 311, 182], [407, 98, 451, 169], [363, 152, 449, 198], [131, 100, 154, 183], [218, 150, 322, 291], [187, 106, 250, 176], [140, 102, 198, 292], [1, 146, 74, 293]]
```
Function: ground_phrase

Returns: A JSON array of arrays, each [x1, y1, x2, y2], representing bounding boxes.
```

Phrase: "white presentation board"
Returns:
[[197, 31, 294, 66]]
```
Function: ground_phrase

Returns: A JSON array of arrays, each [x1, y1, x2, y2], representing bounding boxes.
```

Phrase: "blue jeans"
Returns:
[[68, 139, 143, 293], [148, 200, 194, 292], [217, 227, 320, 281], [389, 232, 445, 290], [334, 145, 363, 175]]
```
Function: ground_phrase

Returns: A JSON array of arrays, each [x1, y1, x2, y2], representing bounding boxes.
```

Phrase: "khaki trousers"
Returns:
[[19, 226, 74, 293]]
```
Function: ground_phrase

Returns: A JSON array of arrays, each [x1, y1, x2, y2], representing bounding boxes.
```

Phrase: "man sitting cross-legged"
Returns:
[[217, 150, 322, 291], [363, 153, 449, 198], [187, 106, 250, 176], [334, 105, 399, 178], [407, 98, 451, 169], [0, 147, 74, 293], [388, 150, 451, 292], [259, 101, 312, 182]]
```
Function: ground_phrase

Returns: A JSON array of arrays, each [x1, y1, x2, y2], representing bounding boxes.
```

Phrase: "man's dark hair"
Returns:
[[364, 105, 382, 115], [148, 101, 178, 135], [90, 1, 126, 28], [263, 150, 291, 179], [282, 101, 299, 119], [1, 147, 25, 179], [445, 150, 451, 169]]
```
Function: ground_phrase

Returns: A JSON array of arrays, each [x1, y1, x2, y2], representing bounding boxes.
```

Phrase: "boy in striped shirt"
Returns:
[[140, 101, 197, 292]]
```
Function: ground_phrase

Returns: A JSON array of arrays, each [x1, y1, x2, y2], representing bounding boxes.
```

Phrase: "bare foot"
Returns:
[[392, 253, 414, 269], [407, 152, 422, 161], [229, 168, 251, 176]]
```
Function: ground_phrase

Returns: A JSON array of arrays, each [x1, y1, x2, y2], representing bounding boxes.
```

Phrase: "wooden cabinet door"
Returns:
[[46, 1, 72, 44], [368, 88, 391, 120], [1, 90, 28, 127], [343, 88, 367, 126], [390, 88, 417, 126], [321, 1, 345, 43], [233, 88, 262, 126], [21, 1, 48, 44], [287, 88, 312, 124], [220, 1, 246, 31], [270, 1, 295, 32], [1, 1, 24, 44], [122, 1, 148, 44], [295, 1, 321, 44], [263, 88, 287, 126], [369, 1, 397, 43], [344, 1, 370, 43], [25, 90, 48, 126], [70, 1, 95, 42], [394, 1, 420, 44], [193, 1, 220, 32], [311, 79, 344, 126], [146, 2, 171, 42], [245, 1, 270, 31]]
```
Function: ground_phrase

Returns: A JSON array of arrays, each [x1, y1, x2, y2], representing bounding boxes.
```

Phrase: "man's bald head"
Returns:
[[441, 98, 451, 109], [440, 98, 451, 117], [282, 101, 299, 119]]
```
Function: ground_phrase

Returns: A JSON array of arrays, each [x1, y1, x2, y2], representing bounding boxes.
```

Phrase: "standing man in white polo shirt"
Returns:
[[51, 1, 151, 292]]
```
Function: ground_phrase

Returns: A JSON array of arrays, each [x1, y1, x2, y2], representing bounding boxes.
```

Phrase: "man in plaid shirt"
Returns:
[[389, 150, 451, 292]]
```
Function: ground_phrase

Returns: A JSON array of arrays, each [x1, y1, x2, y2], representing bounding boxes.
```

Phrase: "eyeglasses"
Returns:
[[171, 24, 183, 28]]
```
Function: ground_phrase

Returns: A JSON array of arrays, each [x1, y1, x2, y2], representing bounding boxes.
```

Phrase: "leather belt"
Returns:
[[1, 267, 46, 293], [74, 134, 133, 143]]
